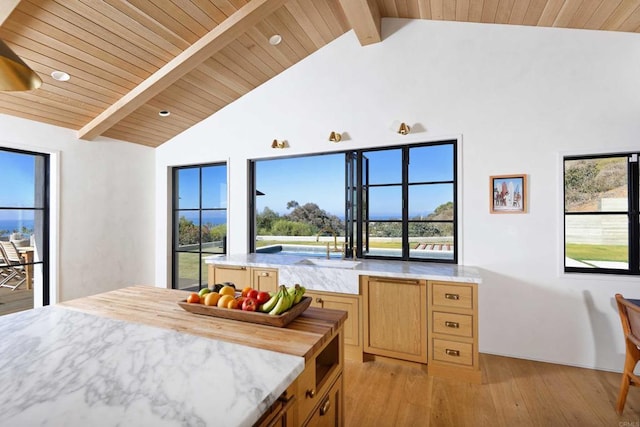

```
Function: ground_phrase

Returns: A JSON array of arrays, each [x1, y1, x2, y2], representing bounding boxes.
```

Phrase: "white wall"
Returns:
[[0, 114, 155, 302], [155, 19, 640, 372]]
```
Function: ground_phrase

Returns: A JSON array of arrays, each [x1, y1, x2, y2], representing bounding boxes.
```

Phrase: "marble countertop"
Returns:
[[205, 253, 482, 295], [0, 305, 304, 427]]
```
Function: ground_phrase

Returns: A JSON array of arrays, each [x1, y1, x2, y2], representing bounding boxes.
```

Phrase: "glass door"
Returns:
[[0, 147, 49, 315]]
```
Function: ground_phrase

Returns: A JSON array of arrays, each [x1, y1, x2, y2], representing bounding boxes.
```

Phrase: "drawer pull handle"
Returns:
[[445, 349, 460, 357], [260, 272, 269, 276], [445, 293, 459, 300], [306, 389, 316, 398], [319, 397, 331, 416], [445, 321, 459, 329], [316, 298, 324, 305]]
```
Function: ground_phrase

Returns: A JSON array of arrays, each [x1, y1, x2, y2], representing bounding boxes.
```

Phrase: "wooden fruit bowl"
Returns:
[[177, 296, 312, 327]]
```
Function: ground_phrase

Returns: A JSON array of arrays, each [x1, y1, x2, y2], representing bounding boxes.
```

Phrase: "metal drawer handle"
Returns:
[[316, 298, 324, 305], [445, 321, 459, 329], [306, 389, 316, 398], [319, 397, 331, 416], [445, 293, 459, 300], [445, 349, 460, 357], [260, 272, 269, 276]]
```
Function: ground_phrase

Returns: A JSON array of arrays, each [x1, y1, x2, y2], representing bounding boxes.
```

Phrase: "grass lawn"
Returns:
[[565, 243, 627, 263]]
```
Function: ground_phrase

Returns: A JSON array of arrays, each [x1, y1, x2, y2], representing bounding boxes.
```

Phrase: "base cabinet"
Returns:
[[208, 265, 278, 292], [427, 280, 481, 383], [362, 276, 427, 363], [306, 291, 360, 348], [303, 374, 342, 427]]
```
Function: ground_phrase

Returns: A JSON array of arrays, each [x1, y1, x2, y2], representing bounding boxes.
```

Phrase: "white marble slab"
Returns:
[[205, 254, 482, 295], [0, 306, 304, 427]]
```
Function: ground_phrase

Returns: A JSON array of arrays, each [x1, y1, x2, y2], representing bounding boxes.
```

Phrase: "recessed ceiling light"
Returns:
[[158, 110, 170, 117], [269, 34, 282, 45], [51, 71, 70, 81]]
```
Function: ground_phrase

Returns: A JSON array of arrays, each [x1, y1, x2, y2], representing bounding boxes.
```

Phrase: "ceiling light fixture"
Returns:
[[269, 34, 282, 46], [51, 70, 70, 82], [328, 131, 342, 142], [0, 39, 42, 91], [398, 122, 410, 135], [158, 110, 171, 117]]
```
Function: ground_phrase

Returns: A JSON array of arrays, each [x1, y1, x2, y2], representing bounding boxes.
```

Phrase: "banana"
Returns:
[[269, 286, 291, 315], [260, 288, 282, 313], [293, 284, 305, 305]]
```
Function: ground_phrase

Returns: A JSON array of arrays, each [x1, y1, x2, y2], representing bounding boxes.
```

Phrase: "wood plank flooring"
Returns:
[[0, 286, 33, 316], [344, 354, 640, 426]]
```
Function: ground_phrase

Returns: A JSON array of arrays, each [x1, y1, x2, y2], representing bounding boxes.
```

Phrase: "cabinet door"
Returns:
[[252, 268, 279, 293], [363, 276, 427, 363], [213, 265, 250, 288], [307, 291, 359, 347], [303, 374, 343, 427]]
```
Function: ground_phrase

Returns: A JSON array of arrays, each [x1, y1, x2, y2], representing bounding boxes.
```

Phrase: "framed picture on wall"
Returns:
[[490, 174, 527, 213]]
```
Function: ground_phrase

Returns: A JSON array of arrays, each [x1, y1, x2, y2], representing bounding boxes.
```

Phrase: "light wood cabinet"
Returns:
[[252, 268, 279, 293], [362, 276, 427, 364], [295, 331, 344, 426], [209, 264, 250, 288], [427, 280, 481, 383], [208, 265, 278, 292], [306, 291, 360, 348]]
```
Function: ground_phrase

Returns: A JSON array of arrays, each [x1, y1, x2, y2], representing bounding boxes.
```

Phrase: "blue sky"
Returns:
[[255, 146, 454, 217], [0, 151, 36, 221]]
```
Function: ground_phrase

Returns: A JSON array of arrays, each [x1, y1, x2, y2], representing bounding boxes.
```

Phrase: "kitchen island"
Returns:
[[0, 286, 346, 426]]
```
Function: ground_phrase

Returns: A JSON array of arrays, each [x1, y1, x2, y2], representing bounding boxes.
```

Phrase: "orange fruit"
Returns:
[[203, 292, 221, 306], [217, 294, 234, 308], [219, 286, 235, 297], [186, 293, 200, 304], [241, 287, 252, 297], [227, 298, 239, 309]]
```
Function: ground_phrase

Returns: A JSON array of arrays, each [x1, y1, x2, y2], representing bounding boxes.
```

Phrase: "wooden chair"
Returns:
[[0, 241, 26, 290], [615, 293, 640, 414]]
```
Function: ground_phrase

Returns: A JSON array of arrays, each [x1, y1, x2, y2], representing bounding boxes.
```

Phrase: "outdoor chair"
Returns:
[[615, 293, 640, 414], [0, 241, 26, 291]]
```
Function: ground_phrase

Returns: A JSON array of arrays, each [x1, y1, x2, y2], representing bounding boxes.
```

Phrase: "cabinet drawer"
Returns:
[[432, 339, 473, 366], [432, 311, 473, 338], [432, 283, 473, 309]]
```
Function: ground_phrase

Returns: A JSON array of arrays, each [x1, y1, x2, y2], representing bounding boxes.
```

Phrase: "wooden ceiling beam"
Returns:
[[0, 0, 20, 26], [78, 0, 288, 141], [337, 0, 381, 46]]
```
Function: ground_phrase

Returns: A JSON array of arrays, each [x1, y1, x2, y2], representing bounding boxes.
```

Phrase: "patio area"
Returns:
[[0, 286, 33, 316]]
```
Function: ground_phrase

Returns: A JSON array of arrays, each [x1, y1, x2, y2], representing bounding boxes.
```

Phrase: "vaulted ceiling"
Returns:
[[0, 0, 639, 148]]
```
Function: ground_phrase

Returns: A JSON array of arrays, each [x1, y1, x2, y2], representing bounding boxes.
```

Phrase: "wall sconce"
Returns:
[[397, 122, 410, 135], [328, 131, 342, 142], [271, 139, 287, 149]]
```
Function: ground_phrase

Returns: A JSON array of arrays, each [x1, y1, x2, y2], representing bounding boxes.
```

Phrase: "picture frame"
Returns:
[[490, 174, 527, 214]]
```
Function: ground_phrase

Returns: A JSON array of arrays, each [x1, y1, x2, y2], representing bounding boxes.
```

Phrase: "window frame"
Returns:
[[249, 140, 458, 263], [171, 162, 227, 290], [563, 151, 639, 275], [0, 146, 50, 306]]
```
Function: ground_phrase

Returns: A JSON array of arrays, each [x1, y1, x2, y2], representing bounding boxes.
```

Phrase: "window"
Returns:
[[0, 147, 49, 315], [250, 140, 457, 263], [172, 163, 227, 290], [564, 153, 638, 274]]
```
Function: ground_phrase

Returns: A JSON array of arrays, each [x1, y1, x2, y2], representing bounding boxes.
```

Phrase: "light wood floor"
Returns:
[[344, 354, 640, 426], [0, 286, 33, 316]]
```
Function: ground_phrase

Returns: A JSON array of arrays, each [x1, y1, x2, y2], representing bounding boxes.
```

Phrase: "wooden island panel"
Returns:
[[60, 285, 346, 363]]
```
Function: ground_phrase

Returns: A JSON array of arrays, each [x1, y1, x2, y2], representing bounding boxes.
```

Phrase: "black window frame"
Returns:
[[563, 152, 639, 275], [172, 162, 227, 290], [0, 146, 50, 306], [249, 140, 458, 264]]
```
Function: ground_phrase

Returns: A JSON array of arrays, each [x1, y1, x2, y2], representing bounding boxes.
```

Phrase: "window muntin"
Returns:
[[251, 141, 457, 263], [172, 163, 227, 290], [564, 154, 637, 274]]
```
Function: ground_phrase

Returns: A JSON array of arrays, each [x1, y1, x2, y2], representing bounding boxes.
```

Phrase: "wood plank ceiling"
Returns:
[[0, 0, 639, 148]]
